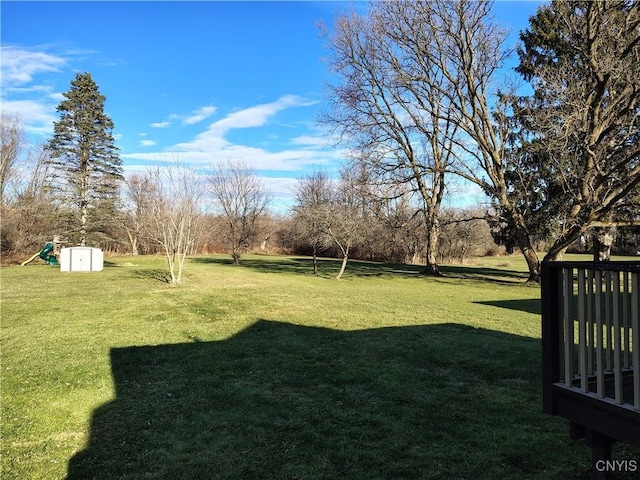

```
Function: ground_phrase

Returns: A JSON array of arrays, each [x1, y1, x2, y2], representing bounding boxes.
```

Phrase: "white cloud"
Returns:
[[261, 176, 301, 202], [49, 91, 65, 102], [147, 96, 311, 138], [207, 95, 316, 136], [1, 99, 57, 135], [150, 105, 217, 129], [122, 95, 340, 173], [0, 46, 69, 137], [122, 143, 345, 172], [140, 139, 157, 147], [1, 45, 66, 88], [169, 95, 318, 152], [183, 105, 216, 125]]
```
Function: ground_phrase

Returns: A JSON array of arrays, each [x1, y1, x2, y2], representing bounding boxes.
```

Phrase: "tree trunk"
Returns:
[[423, 217, 441, 276], [592, 227, 615, 262], [232, 250, 240, 265], [411, 249, 421, 265], [124, 227, 139, 255], [335, 243, 350, 280], [175, 252, 187, 286], [79, 199, 87, 247], [312, 243, 318, 275], [521, 245, 541, 283], [79, 151, 89, 247], [166, 252, 177, 286], [336, 254, 348, 280], [544, 223, 586, 263], [511, 209, 540, 283]]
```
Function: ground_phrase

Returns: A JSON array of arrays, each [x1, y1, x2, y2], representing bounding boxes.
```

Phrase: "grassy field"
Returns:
[[2, 253, 638, 479]]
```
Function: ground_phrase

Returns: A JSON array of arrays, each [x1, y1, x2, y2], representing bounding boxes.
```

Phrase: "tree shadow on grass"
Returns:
[[474, 299, 542, 316], [192, 255, 532, 285], [439, 265, 530, 285], [67, 321, 592, 480], [131, 268, 171, 283], [192, 255, 319, 276], [193, 256, 424, 278], [192, 256, 522, 280]]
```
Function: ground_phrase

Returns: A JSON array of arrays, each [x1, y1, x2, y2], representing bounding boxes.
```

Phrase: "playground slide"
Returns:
[[20, 252, 41, 266], [21, 242, 59, 266]]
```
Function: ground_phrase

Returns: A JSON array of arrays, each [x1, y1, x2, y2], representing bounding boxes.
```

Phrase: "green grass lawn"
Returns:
[[2, 254, 637, 479]]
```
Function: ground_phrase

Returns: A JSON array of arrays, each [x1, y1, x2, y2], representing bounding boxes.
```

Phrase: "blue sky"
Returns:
[[2, 0, 544, 211]]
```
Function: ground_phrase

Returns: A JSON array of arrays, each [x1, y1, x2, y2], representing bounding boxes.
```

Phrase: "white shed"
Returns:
[[59, 247, 104, 272]]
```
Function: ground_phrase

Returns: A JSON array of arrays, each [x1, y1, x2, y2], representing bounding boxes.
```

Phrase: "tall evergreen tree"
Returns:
[[515, 0, 640, 261], [46, 72, 123, 246]]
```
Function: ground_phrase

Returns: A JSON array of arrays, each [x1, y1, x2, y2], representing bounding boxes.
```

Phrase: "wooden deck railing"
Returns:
[[542, 261, 639, 412], [542, 260, 640, 474]]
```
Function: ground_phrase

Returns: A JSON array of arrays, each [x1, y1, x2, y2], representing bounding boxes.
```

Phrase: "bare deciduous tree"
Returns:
[[398, 0, 542, 281], [122, 173, 156, 256], [1, 143, 59, 256], [322, 2, 457, 275], [0, 114, 24, 209], [144, 164, 205, 286], [293, 170, 334, 274], [319, 170, 367, 280], [208, 160, 271, 265]]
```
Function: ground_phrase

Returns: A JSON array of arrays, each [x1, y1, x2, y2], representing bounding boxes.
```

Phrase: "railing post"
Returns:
[[542, 262, 562, 414], [632, 272, 639, 411], [578, 269, 588, 392], [563, 267, 574, 387], [587, 269, 595, 375], [613, 273, 623, 404], [595, 270, 605, 398], [623, 272, 631, 370], [605, 271, 613, 372]]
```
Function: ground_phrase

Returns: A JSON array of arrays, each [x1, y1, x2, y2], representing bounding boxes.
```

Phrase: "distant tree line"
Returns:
[[1, 106, 499, 276], [2, 0, 639, 284]]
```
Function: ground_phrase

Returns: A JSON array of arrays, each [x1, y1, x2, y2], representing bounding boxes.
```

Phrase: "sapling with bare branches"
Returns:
[[144, 164, 205, 286]]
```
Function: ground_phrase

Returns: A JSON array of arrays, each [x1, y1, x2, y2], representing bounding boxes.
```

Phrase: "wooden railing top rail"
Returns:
[[542, 260, 640, 273]]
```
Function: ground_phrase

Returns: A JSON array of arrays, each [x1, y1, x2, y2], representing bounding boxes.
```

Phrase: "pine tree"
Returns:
[[515, 0, 640, 261], [46, 72, 123, 246]]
